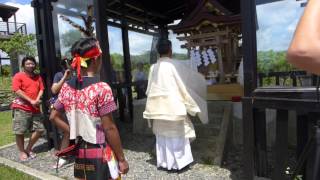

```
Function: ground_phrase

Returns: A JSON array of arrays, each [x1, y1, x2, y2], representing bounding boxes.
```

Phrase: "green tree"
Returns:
[[61, 30, 82, 48], [61, 30, 82, 57], [257, 50, 295, 73], [0, 33, 36, 76], [110, 53, 124, 71], [257, 50, 297, 86]]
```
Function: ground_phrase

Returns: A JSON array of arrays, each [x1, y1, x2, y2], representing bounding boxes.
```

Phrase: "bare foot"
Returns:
[[19, 152, 28, 162]]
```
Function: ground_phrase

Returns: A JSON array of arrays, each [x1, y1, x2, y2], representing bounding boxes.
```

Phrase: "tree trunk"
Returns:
[[10, 53, 20, 76]]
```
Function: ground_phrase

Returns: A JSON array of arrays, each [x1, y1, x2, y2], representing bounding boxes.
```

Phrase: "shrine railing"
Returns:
[[257, 71, 315, 87], [243, 87, 320, 180]]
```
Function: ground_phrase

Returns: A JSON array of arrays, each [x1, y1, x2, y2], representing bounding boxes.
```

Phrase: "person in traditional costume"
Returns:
[[50, 37, 129, 180], [143, 39, 208, 171]]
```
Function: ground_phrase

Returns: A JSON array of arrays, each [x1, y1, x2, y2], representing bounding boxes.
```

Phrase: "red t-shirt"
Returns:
[[11, 72, 45, 113]]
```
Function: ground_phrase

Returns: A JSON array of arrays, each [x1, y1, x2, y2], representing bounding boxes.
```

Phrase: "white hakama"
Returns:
[[156, 135, 193, 170], [152, 117, 195, 170]]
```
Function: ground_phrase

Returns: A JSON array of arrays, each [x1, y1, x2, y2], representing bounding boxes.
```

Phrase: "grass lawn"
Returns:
[[0, 111, 15, 146], [0, 76, 12, 90], [0, 165, 36, 180], [0, 111, 37, 179]]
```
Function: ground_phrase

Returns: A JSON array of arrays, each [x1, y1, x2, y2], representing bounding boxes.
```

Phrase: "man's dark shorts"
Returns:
[[12, 109, 45, 135]]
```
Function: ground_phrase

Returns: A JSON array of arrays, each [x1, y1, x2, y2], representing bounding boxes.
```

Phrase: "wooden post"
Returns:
[[273, 109, 288, 180], [159, 25, 169, 40], [225, 27, 233, 73], [6, 21, 9, 35], [32, 0, 59, 149], [121, 0, 133, 121], [216, 37, 225, 83], [242, 97, 255, 180], [14, 14, 17, 32], [94, 0, 112, 83], [254, 108, 268, 177]]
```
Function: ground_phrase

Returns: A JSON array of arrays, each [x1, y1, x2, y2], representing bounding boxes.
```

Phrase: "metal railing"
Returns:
[[257, 71, 317, 87], [0, 21, 27, 36]]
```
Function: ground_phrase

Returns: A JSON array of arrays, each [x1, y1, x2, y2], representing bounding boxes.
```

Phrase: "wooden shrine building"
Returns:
[[171, 0, 242, 100]]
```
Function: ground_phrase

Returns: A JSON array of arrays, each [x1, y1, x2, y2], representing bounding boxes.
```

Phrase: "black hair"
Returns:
[[21, 56, 36, 67], [156, 39, 172, 55], [71, 37, 98, 67]]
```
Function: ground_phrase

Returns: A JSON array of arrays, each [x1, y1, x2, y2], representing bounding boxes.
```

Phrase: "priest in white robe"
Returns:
[[143, 39, 208, 171]]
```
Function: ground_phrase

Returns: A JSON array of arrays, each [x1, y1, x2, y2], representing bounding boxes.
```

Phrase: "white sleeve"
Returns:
[[171, 66, 200, 116]]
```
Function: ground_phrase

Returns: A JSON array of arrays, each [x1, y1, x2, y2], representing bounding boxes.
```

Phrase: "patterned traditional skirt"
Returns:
[[74, 140, 110, 180]]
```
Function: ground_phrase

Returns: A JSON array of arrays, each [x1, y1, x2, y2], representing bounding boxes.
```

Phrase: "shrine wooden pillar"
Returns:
[[121, 0, 133, 121], [241, 0, 257, 179], [217, 36, 225, 83], [32, 0, 58, 149], [94, 0, 112, 83], [159, 25, 169, 40]]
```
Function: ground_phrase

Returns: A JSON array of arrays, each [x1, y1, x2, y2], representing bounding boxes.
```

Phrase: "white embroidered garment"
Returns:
[[143, 57, 208, 124]]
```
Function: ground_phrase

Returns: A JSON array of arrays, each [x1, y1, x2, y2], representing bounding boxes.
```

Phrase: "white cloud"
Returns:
[[108, 26, 123, 55], [169, 31, 187, 55], [129, 31, 153, 55], [256, 0, 304, 51], [5, 2, 35, 34], [2, 2, 187, 56]]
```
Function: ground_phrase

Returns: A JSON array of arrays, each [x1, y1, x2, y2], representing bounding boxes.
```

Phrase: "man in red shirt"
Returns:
[[11, 56, 45, 161]]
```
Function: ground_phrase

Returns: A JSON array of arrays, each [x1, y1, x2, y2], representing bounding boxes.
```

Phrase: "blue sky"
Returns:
[[0, 0, 29, 4], [0, 0, 307, 58], [256, 0, 305, 51], [0, 0, 186, 56]]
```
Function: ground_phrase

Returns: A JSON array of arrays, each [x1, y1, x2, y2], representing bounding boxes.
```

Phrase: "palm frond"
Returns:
[[59, 5, 95, 37]]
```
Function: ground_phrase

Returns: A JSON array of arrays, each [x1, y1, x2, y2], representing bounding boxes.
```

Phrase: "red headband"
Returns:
[[71, 46, 102, 82]]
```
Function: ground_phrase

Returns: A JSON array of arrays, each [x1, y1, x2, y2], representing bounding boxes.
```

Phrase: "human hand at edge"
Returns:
[[118, 160, 129, 174]]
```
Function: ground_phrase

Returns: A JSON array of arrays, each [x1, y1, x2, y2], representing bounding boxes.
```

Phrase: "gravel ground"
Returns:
[[0, 122, 245, 180]]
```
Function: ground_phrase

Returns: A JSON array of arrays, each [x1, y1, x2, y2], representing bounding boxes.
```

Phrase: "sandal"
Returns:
[[27, 151, 37, 159], [19, 152, 28, 162], [52, 158, 68, 169]]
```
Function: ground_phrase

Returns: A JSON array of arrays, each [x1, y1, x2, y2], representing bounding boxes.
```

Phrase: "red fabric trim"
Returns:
[[77, 148, 104, 159], [77, 146, 114, 161], [71, 46, 102, 82]]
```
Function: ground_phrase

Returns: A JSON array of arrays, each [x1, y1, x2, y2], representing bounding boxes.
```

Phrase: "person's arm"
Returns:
[[101, 114, 129, 174], [50, 109, 69, 133], [51, 70, 71, 94], [15, 89, 36, 105], [35, 90, 43, 104], [287, 0, 320, 74], [34, 75, 45, 105]]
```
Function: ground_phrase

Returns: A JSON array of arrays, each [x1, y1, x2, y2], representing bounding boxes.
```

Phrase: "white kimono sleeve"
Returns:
[[171, 61, 209, 124], [171, 66, 201, 116]]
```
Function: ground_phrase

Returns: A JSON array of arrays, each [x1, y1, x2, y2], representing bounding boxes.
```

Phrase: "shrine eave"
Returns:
[[170, 14, 241, 33]]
